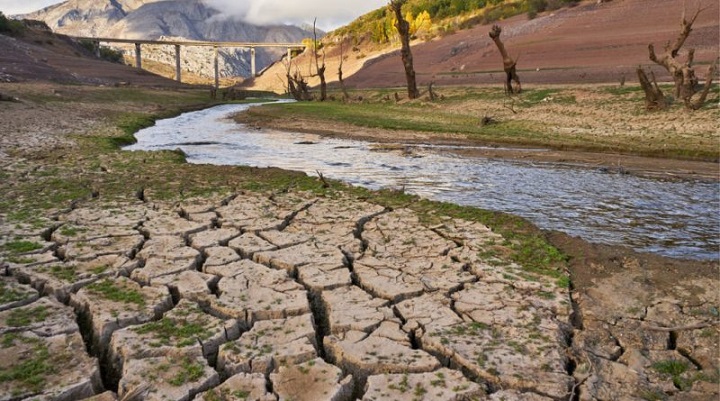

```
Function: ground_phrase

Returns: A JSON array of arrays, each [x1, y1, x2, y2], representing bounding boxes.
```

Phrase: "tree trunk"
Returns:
[[389, 0, 419, 99], [489, 25, 521, 94], [637, 67, 667, 110], [313, 18, 327, 101], [338, 41, 350, 101], [647, 4, 714, 110]]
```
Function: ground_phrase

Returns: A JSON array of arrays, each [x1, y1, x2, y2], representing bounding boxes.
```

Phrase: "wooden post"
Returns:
[[174, 44, 181, 82], [250, 47, 256, 76], [134, 43, 142, 69], [213, 46, 219, 89]]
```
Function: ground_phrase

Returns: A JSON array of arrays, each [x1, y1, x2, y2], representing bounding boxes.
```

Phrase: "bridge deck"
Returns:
[[77, 37, 305, 48]]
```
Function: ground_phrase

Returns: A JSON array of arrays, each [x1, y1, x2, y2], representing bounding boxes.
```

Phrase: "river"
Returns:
[[125, 103, 719, 261]]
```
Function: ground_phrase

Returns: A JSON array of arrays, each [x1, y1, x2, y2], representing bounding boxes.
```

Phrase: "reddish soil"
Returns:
[[344, 0, 720, 88]]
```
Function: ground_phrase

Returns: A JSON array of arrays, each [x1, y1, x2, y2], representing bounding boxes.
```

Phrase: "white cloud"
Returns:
[[204, 0, 388, 30], [1, 0, 64, 16]]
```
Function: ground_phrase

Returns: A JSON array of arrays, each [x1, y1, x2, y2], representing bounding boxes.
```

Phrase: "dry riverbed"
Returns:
[[0, 83, 718, 401]]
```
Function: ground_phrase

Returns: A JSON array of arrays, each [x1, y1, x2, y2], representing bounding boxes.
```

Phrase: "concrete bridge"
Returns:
[[76, 37, 306, 87]]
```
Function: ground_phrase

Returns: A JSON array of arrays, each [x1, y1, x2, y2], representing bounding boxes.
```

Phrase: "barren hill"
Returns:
[[245, 0, 719, 92]]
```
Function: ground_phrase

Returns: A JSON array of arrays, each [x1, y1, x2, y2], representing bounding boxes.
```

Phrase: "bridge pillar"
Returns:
[[93, 40, 100, 58], [213, 46, 219, 89], [250, 47, 256, 77], [174, 44, 181, 82], [287, 47, 292, 62], [134, 43, 142, 69]]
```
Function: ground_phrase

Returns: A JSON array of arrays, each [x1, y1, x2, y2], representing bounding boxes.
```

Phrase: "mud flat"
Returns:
[[1, 189, 717, 401]]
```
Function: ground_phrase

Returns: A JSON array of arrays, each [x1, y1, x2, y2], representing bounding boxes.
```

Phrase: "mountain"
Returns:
[[18, 0, 315, 80]]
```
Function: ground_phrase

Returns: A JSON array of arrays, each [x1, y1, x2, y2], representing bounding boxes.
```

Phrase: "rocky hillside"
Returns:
[[18, 0, 315, 80]]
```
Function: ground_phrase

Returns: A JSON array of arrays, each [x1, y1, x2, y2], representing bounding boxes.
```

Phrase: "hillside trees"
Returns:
[[389, 0, 420, 99], [644, 3, 717, 110]]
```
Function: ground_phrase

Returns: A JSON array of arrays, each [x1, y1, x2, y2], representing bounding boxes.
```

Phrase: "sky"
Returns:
[[1, 0, 389, 30]]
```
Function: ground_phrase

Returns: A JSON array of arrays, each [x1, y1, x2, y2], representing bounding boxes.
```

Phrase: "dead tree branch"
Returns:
[[489, 25, 521, 94]]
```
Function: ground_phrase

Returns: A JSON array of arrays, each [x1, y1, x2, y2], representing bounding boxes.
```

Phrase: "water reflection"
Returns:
[[125, 103, 720, 260]]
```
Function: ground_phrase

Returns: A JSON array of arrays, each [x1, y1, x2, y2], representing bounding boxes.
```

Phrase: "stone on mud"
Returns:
[[271, 358, 353, 401], [195, 373, 275, 401], [71, 276, 173, 347], [117, 354, 219, 401], [218, 314, 317, 376], [362, 368, 484, 401]]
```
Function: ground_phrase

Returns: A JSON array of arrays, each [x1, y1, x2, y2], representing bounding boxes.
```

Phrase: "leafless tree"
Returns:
[[389, 0, 420, 99], [637, 67, 667, 110], [489, 25, 521, 94], [337, 39, 350, 101], [311, 18, 327, 101], [646, 2, 717, 110]]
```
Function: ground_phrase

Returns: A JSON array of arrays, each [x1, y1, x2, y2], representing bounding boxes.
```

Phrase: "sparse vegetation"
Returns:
[[0, 12, 25, 36], [86, 279, 146, 307]]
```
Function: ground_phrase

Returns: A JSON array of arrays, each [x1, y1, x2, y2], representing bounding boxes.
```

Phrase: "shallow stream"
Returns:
[[125, 103, 719, 260]]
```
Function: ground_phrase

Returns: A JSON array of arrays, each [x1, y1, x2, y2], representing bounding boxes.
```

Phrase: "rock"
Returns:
[[0, 296, 77, 337], [71, 277, 173, 348], [210, 260, 309, 325], [362, 368, 484, 401], [195, 373, 275, 401], [218, 314, 317, 376], [0, 331, 102, 401], [271, 358, 353, 401], [321, 286, 396, 334], [117, 355, 219, 401]]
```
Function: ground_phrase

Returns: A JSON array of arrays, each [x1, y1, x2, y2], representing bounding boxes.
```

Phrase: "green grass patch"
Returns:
[[5, 306, 49, 327], [0, 334, 53, 395], [168, 357, 205, 386], [86, 279, 146, 307], [133, 317, 211, 347], [2, 240, 43, 255]]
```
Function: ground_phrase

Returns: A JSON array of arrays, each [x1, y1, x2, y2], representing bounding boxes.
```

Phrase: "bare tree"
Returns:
[[337, 40, 350, 101], [312, 18, 327, 101], [489, 25, 521, 94], [647, 2, 717, 110], [637, 67, 667, 110], [389, 0, 420, 99]]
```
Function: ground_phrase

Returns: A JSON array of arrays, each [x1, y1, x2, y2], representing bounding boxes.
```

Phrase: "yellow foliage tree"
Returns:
[[411, 10, 432, 35]]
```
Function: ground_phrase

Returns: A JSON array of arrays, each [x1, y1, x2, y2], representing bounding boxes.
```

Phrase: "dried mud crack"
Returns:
[[1, 189, 718, 401]]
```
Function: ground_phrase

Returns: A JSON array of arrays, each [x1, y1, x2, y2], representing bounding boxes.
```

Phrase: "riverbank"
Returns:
[[0, 82, 718, 400], [236, 85, 720, 182]]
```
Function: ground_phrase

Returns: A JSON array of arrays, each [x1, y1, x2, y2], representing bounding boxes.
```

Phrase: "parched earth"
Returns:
[[1, 186, 718, 400]]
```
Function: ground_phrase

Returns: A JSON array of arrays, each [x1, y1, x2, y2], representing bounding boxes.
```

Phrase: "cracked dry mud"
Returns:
[[0, 191, 717, 401]]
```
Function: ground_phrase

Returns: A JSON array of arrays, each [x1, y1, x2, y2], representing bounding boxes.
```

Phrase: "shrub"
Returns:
[[0, 12, 25, 36]]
